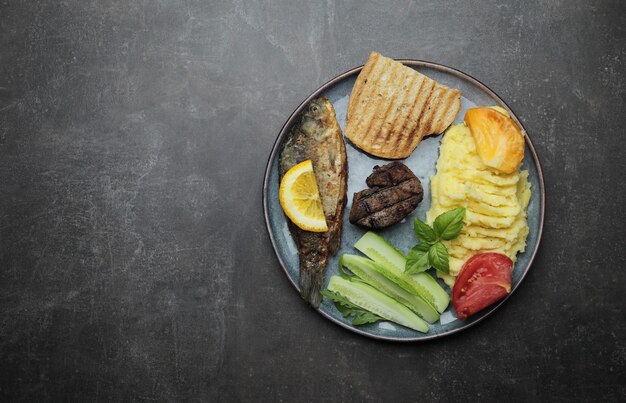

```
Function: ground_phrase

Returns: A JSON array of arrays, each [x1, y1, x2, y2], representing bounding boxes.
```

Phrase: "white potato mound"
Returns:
[[427, 123, 531, 287]]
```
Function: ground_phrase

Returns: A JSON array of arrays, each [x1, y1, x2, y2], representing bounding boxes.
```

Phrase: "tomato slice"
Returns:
[[452, 253, 513, 320]]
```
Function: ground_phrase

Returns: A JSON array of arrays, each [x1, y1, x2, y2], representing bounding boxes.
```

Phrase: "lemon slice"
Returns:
[[279, 160, 328, 232]]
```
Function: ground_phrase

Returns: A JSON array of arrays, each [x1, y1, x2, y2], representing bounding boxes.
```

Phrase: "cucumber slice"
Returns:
[[327, 276, 429, 333], [339, 254, 439, 323], [354, 231, 406, 273], [354, 231, 450, 313]]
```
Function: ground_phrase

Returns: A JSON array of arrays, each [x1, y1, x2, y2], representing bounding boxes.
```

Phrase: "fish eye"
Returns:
[[310, 104, 320, 114]]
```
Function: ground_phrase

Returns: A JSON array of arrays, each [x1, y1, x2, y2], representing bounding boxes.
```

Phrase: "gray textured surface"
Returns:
[[0, 0, 624, 401]]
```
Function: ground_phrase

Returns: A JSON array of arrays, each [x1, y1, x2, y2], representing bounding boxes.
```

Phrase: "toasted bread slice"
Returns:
[[346, 51, 462, 159]]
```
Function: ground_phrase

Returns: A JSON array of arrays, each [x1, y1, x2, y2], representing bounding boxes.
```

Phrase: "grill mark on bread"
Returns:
[[416, 81, 439, 139], [428, 88, 448, 133], [380, 70, 418, 147], [352, 52, 380, 111], [350, 55, 388, 147], [397, 77, 435, 156], [348, 54, 392, 155], [433, 88, 461, 133], [384, 70, 423, 156], [349, 54, 391, 156], [367, 58, 398, 150], [348, 52, 378, 117], [369, 63, 407, 150], [417, 86, 443, 139], [437, 89, 461, 132], [357, 59, 386, 147], [431, 89, 461, 133], [389, 75, 422, 158], [382, 64, 411, 148]]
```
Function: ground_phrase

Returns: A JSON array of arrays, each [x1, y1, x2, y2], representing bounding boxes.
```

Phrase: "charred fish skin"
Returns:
[[279, 97, 348, 308]]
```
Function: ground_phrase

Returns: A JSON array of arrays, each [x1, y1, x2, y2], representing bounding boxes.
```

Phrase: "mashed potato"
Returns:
[[426, 122, 531, 287]]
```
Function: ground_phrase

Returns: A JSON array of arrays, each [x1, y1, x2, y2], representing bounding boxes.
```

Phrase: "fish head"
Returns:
[[303, 97, 326, 119], [300, 98, 329, 134]]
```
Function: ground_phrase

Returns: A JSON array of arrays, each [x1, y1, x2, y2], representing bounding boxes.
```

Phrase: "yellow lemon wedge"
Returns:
[[279, 160, 328, 232]]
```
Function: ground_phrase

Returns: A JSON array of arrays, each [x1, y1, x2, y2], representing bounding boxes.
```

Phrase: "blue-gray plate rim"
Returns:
[[263, 60, 545, 341]]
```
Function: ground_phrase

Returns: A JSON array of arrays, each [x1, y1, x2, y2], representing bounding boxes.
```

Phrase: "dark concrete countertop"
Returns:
[[1, 1, 624, 401]]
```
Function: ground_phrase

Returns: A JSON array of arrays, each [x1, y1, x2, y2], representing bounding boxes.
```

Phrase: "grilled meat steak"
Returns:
[[349, 162, 423, 229], [279, 97, 348, 308]]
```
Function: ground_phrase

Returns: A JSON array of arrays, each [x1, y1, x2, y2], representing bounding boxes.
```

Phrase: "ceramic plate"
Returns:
[[263, 60, 545, 341]]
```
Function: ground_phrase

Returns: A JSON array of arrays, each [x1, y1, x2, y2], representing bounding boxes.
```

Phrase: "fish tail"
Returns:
[[300, 269, 324, 308]]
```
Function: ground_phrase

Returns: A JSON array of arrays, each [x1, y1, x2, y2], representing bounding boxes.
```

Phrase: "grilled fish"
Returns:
[[279, 97, 348, 308]]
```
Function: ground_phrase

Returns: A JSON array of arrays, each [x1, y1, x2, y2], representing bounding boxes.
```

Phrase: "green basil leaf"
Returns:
[[433, 207, 466, 240], [405, 246, 431, 275], [428, 242, 449, 274], [413, 217, 437, 244], [412, 243, 431, 252]]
